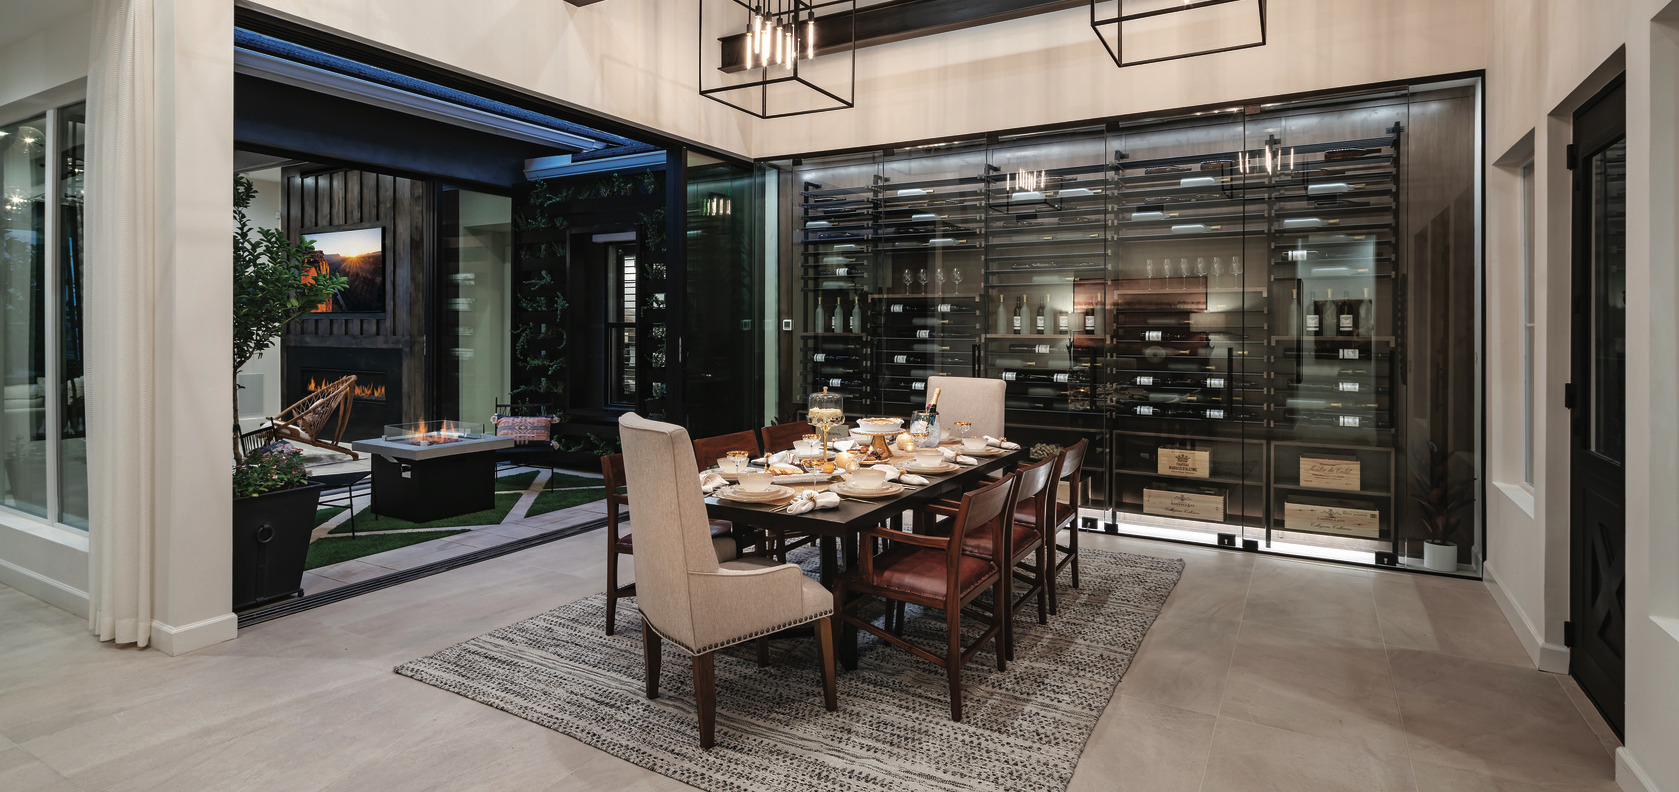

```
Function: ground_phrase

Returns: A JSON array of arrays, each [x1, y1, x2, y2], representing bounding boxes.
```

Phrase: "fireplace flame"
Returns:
[[305, 375, 385, 402]]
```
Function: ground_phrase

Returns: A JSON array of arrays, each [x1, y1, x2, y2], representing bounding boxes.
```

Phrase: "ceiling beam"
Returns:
[[718, 0, 1082, 73]]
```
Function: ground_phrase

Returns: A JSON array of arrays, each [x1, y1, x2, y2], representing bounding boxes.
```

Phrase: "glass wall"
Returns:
[[684, 151, 766, 437], [771, 82, 1483, 575], [436, 188, 513, 425], [0, 101, 87, 530]]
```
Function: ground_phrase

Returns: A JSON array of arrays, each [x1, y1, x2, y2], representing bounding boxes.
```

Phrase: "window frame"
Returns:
[[604, 244, 639, 409]]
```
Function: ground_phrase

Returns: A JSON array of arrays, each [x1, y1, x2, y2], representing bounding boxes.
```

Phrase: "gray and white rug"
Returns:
[[395, 547, 1184, 792]]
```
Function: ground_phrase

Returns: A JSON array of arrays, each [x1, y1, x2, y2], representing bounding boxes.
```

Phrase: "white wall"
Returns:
[[0, 6, 92, 117], [755, 0, 1489, 158], [1484, 2, 1679, 791], [243, 0, 757, 158]]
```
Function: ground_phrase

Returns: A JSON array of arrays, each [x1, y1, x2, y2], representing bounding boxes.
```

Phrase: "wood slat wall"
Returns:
[[282, 166, 430, 422]]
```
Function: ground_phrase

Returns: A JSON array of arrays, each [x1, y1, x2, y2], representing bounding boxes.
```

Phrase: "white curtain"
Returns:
[[85, 0, 157, 648]]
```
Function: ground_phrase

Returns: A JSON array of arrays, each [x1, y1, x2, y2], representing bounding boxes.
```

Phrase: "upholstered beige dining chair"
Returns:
[[617, 412, 837, 749], [927, 375, 1006, 439]]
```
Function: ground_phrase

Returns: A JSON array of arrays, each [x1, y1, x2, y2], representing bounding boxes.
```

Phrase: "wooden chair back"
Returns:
[[1056, 438, 1089, 513], [693, 430, 762, 470], [947, 474, 1017, 597], [252, 374, 358, 458], [1012, 455, 1059, 543], [759, 422, 810, 455]]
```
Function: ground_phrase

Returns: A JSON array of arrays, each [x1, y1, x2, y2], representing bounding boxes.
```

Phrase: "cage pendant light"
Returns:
[[699, 0, 856, 119], [1091, 0, 1268, 68]]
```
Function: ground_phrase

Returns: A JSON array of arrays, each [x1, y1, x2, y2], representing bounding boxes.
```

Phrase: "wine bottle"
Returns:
[[849, 297, 863, 334], [1009, 343, 1054, 354], [1012, 296, 1024, 334], [1303, 290, 1321, 336], [1285, 287, 1301, 337], [814, 298, 825, 333], [831, 296, 843, 333], [927, 386, 942, 415], [811, 352, 862, 363], [1358, 287, 1375, 337], [890, 302, 967, 315], [1337, 291, 1356, 335], [823, 378, 868, 390], [1057, 301, 1071, 334], [995, 293, 1010, 334], [1318, 290, 1338, 337], [1033, 296, 1046, 333], [1084, 303, 1097, 334]]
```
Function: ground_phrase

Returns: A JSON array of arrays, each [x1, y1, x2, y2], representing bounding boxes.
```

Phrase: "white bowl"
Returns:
[[717, 457, 744, 474], [850, 468, 889, 490], [737, 471, 773, 493], [914, 449, 944, 467], [961, 438, 988, 452]]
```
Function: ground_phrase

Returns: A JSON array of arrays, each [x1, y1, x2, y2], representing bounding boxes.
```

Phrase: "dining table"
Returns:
[[703, 444, 1026, 670]]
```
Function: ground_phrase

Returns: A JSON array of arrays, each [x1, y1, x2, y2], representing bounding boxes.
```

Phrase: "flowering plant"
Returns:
[[232, 442, 311, 498]]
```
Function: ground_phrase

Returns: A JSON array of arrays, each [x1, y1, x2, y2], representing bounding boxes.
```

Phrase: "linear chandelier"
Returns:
[[699, 0, 856, 119]]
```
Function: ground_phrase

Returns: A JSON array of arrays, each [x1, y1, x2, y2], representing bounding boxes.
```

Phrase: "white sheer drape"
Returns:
[[85, 0, 157, 647]]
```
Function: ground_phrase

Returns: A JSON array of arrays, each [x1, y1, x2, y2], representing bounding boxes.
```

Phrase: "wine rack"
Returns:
[[784, 106, 1437, 560]]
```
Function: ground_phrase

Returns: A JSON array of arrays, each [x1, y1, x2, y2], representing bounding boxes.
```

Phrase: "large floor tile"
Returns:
[[0, 746, 81, 792], [1067, 694, 1215, 792], [308, 558, 398, 585], [1389, 648, 1615, 788], [1373, 573, 1531, 668], [542, 754, 700, 792], [1199, 717, 1416, 792], [1410, 757, 1621, 791], [1220, 621, 1409, 756], [1113, 612, 1240, 715], [1242, 557, 1382, 644]]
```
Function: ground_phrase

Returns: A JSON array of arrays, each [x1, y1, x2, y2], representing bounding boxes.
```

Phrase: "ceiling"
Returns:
[[0, 0, 93, 50]]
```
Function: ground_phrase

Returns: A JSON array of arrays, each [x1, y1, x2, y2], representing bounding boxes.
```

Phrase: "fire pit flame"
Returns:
[[390, 419, 481, 447]]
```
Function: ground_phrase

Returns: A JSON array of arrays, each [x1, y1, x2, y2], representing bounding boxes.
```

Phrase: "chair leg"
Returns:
[[815, 617, 837, 711], [1069, 523, 1080, 589], [605, 549, 620, 636], [947, 608, 964, 722], [1048, 537, 1060, 617], [1036, 545, 1049, 624], [643, 617, 661, 699], [1001, 561, 1015, 663], [693, 652, 717, 749], [755, 636, 770, 667], [892, 601, 907, 636]]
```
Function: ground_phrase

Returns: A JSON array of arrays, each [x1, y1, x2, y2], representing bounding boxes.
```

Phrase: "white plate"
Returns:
[[903, 461, 960, 474], [958, 446, 1006, 457], [716, 484, 794, 503], [832, 481, 905, 498], [771, 473, 839, 485]]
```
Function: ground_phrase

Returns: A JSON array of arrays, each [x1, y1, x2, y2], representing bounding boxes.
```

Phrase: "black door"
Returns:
[[1569, 77, 1626, 738]]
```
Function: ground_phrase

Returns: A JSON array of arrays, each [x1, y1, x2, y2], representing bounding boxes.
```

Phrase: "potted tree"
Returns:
[[1410, 440, 1476, 573], [230, 174, 345, 609]]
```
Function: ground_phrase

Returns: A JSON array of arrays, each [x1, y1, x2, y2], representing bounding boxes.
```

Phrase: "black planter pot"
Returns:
[[231, 483, 323, 611]]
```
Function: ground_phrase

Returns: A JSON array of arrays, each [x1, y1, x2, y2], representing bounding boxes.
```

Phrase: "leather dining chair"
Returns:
[[758, 421, 811, 455], [618, 412, 837, 749], [834, 472, 1016, 722], [927, 375, 1006, 439], [1042, 438, 1089, 615], [692, 429, 761, 471], [602, 453, 741, 636]]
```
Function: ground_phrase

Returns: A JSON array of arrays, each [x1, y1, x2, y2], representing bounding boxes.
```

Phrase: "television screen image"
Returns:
[[303, 227, 385, 313]]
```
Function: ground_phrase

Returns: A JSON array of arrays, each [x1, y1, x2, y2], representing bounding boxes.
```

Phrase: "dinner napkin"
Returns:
[[785, 490, 842, 514], [939, 446, 957, 461], [751, 450, 793, 466], [900, 473, 931, 486], [698, 471, 727, 493], [954, 455, 980, 466], [868, 464, 901, 482], [983, 435, 1022, 451], [831, 439, 856, 452]]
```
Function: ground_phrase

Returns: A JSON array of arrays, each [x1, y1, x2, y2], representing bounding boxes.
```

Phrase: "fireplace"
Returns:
[[285, 348, 404, 443]]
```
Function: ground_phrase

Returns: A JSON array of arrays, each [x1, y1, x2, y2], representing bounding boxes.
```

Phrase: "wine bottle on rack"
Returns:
[[1304, 290, 1321, 336], [1337, 291, 1356, 336], [1012, 296, 1025, 334], [811, 352, 863, 363], [1358, 287, 1374, 337], [1057, 302, 1071, 334], [1009, 343, 1055, 354], [1035, 296, 1047, 333], [1284, 287, 1301, 337], [822, 378, 869, 390], [1084, 302, 1098, 334], [850, 297, 863, 334], [890, 302, 970, 315], [831, 296, 844, 333], [1318, 290, 1339, 337], [995, 293, 1009, 334], [814, 298, 826, 334]]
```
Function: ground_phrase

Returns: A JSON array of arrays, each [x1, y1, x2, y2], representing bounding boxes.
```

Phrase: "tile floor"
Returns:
[[0, 530, 1620, 792]]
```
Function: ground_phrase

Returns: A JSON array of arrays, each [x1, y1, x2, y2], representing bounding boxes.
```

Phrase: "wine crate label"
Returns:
[[1144, 488, 1225, 520], [1284, 501, 1379, 538], [1300, 455, 1361, 491], [1158, 447, 1212, 479], [1338, 348, 1361, 360]]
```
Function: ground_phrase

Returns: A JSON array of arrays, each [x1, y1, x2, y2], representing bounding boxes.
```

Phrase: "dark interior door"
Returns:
[[1569, 76, 1626, 738]]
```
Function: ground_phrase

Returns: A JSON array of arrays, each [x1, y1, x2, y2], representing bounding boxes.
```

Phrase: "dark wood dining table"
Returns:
[[703, 447, 1026, 670]]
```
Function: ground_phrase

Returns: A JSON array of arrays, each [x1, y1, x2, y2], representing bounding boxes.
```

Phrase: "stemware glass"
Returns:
[[908, 409, 940, 449], [1195, 257, 1208, 278], [1179, 258, 1191, 277], [952, 267, 964, 293], [1230, 255, 1243, 287], [807, 389, 845, 462], [1211, 257, 1224, 286], [901, 268, 913, 293], [1144, 259, 1155, 279], [935, 266, 947, 294], [953, 421, 974, 440], [917, 268, 929, 294]]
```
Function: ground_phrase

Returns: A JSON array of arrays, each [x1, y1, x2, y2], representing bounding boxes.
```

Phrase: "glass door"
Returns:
[[683, 151, 766, 436], [435, 187, 513, 425]]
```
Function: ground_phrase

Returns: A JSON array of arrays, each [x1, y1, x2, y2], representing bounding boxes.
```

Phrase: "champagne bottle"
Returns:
[[1012, 296, 1024, 334], [831, 296, 843, 333], [995, 293, 1009, 334], [1035, 296, 1047, 333], [1337, 290, 1356, 335], [927, 386, 941, 415], [1358, 287, 1375, 337], [1318, 290, 1338, 337]]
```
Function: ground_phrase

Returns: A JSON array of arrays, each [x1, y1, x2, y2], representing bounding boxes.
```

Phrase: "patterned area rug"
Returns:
[[395, 547, 1183, 792]]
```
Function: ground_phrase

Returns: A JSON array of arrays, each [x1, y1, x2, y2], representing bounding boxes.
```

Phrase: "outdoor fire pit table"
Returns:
[[349, 422, 514, 523]]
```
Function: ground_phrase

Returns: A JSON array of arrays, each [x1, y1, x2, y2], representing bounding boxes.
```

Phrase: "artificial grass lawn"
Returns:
[[496, 471, 539, 492], [327, 491, 523, 535], [305, 530, 468, 571], [526, 487, 607, 518], [314, 506, 346, 528]]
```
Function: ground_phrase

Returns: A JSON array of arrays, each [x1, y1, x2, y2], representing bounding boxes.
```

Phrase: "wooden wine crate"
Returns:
[[1157, 446, 1212, 479], [1143, 487, 1225, 521], [1299, 454, 1361, 491], [1283, 500, 1380, 538]]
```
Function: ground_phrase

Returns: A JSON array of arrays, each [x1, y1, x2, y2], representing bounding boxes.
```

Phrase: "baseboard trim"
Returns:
[[1484, 560, 1569, 673], [1617, 747, 1660, 792], [149, 612, 238, 656], [0, 556, 89, 618]]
